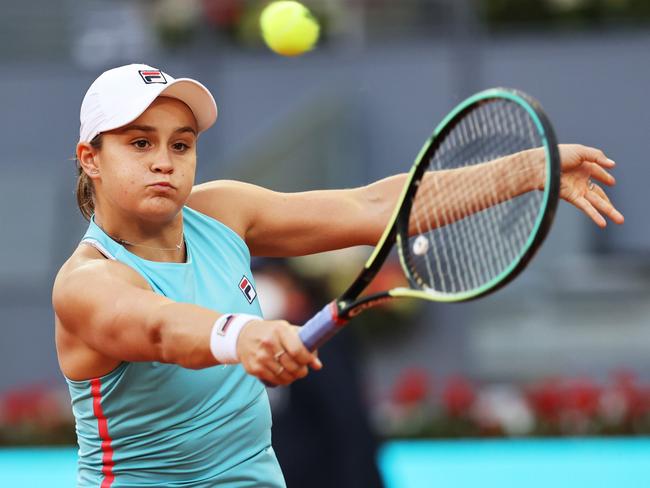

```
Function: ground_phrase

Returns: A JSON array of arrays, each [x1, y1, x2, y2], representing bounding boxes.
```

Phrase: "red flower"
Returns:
[[611, 370, 650, 421], [442, 376, 475, 417], [564, 378, 601, 417], [526, 378, 563, 422], [392, 368, 431, 406]]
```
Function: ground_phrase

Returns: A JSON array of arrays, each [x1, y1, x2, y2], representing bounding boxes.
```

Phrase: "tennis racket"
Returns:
[[299, 87, 560, 351]]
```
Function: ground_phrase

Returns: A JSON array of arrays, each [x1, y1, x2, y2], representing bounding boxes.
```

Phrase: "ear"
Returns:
[[76, 142, 101, 179]]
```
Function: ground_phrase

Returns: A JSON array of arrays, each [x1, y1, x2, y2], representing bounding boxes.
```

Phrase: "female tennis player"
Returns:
[[53, 64, 623, 487]]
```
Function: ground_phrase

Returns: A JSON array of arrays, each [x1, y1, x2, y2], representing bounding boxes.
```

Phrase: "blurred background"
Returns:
[[1, 0, 650, 486]]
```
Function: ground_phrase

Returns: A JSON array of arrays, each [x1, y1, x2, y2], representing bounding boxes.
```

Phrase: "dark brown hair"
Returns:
[[76, 134, 103, 221]]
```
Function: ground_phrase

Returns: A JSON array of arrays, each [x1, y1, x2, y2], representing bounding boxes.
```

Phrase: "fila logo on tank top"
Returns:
[[239, 275, 257, 304]]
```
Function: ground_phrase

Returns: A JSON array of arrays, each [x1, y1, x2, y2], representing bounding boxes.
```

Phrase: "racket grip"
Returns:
[[263, 302, 344, 387], [299, 301, 346, 351]]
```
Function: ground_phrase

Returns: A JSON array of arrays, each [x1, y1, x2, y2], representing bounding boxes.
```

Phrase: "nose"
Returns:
[[150, 149, 174, 174]]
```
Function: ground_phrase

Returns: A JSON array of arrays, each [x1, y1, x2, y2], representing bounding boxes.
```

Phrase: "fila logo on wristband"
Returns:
[[216, 314, 235, 336], [139, 69, 167, 84], [238, 276, 257, 304], [210, 313, 261, 364]]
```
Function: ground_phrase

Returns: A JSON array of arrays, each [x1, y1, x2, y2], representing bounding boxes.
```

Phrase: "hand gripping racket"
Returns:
[[299, 87, 560, 351]]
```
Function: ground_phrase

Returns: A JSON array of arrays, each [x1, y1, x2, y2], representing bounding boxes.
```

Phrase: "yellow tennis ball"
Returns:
[[260, 1, 320, 57]]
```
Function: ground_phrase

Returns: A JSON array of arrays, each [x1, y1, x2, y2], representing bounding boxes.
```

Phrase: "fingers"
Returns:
[[559, 144, 624, 227], [590, 184, 611, 204], [278, 326, 323, 372], [573, 184, 625, 228], [238, 320, 322, 386], [586, 188, 625, 225], [273, 349, 308, 381], [579, 145, 616, 168], [574, 196, 606, 228], [263, 361, 298, 386], [588, 162, 616, 187]]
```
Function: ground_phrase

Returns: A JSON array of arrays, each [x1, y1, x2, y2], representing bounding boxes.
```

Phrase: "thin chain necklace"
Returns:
[[115, 235, 184, 252], [99, 224, 184, 252]]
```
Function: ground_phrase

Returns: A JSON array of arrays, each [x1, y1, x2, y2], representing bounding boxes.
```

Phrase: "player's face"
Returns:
[[95, 97, 198, 222]]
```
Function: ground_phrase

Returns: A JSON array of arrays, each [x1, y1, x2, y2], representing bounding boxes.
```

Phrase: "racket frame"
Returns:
[[299, 88, 560, 351], [395, 88, 561, 302]]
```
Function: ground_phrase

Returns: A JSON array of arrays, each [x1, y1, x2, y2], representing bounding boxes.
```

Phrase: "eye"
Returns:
[[132, 139, 151, 149], [172, 142, 191, 152]]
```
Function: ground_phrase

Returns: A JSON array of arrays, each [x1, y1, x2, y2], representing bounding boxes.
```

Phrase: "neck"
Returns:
[[94, 206, 186, 263]]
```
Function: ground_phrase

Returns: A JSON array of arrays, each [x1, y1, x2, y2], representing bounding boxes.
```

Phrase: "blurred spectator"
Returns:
[[253, 258, 385, 488]]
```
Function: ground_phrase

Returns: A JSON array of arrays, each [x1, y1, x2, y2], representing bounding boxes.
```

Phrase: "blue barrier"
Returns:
[[2, 438, 650, 487], [378, 438, 650, 488]]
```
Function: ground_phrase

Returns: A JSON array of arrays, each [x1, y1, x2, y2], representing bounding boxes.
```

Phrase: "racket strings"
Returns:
[[468, 111, 507, 276], [421, 137, 474, 292], [405, 99, 546, 294], [429, 140, 471, 291], [436, 125, 489, 291], [418, 111, 530, 290], [411, 195, 445, 291], [456, 110, 510, 285]]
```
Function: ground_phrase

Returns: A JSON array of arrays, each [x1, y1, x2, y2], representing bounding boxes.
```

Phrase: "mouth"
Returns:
[[148, 182, 176, 192]]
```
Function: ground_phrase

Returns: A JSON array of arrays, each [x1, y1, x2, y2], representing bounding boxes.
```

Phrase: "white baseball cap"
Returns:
[[79, 63, 218, 143]]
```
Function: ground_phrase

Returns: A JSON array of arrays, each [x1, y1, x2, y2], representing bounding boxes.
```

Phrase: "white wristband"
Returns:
[[210, 313, 261, 364]]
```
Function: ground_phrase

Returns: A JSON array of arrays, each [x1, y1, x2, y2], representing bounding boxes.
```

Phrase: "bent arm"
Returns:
[[53, 256, 321, 384], [53, 259, 220, 369]]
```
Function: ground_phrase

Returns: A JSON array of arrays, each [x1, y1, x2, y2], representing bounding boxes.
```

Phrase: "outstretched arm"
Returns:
[[188, 144, 623, 257], [408, 144, 623, 232]]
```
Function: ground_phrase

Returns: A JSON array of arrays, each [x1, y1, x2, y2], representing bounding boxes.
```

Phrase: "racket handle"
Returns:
[[263, 302, 345, 387], [299, 301, 346, 351]]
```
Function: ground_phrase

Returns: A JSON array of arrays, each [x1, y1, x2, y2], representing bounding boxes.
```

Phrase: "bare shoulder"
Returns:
[[55, 244, 148, 292], [187, 179, 266, 239], [53, 244, 149, 319], [53, 244, 152, 380]]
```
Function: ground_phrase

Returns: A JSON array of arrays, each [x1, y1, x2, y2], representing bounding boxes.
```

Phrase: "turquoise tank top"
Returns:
[[65, 206, 285, 487]]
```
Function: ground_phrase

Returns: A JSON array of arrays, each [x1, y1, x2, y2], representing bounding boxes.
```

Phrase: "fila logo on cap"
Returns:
[[238, 276, 257, 304], [139, 69, 167, 84]]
